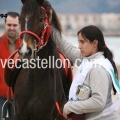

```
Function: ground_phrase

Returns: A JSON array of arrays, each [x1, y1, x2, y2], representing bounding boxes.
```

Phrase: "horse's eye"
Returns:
[[40, 18, 44, 22]]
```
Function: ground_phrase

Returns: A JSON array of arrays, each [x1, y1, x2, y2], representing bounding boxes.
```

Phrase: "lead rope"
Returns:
[[7, 87, 12, 101], [54, 71, 64, 116]]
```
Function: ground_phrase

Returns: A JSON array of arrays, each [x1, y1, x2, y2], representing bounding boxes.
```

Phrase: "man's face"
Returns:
[[4, 16, 20, 38]]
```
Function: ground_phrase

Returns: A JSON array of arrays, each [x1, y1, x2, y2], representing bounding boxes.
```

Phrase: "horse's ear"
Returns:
[[36, 0, 44, 6], [21, 0, 27, 4]]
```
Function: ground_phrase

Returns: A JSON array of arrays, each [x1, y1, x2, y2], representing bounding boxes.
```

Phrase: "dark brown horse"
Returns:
[[4, 0, 73, 120]]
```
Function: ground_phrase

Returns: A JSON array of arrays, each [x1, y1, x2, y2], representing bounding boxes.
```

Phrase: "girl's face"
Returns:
[[78, 33, 98, 57]]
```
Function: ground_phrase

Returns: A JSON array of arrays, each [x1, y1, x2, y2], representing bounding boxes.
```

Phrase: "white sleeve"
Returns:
[[64, 67, 110, 114]]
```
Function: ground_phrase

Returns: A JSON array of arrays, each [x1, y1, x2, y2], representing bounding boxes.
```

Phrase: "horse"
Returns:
[[4, 0, 73, 120]]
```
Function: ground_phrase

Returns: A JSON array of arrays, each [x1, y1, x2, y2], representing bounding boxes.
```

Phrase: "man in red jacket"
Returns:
[[0, 12, 20, 119]]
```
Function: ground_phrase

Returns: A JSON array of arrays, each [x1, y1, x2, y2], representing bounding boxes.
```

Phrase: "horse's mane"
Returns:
[[42, 0, 62, 34]]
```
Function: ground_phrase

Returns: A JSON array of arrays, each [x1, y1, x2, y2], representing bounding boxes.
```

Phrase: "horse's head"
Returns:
[[19, 0, 51, 58]]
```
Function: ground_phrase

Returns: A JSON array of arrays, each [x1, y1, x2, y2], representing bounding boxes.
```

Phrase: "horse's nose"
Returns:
[[18, 47, 22, 56], [18, 47, 32, 57]]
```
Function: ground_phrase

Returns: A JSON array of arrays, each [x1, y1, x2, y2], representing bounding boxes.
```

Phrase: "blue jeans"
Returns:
[[0, 96, 14, 120]]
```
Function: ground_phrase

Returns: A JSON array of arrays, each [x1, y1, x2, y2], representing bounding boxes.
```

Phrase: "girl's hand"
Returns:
[[63, 110, 68, 119]]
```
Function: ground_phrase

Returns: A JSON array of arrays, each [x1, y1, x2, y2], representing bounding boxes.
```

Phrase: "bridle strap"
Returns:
[[20, 30, 42, 45], [20, 6, 50, 48], [54, 67, 64, 117], [41, 6, 47, 12], [55, 102, 63, 116], [20, 30, 41, 41]]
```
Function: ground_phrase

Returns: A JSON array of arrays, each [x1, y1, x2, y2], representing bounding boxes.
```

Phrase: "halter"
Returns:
[[20, 6, 51, 51]]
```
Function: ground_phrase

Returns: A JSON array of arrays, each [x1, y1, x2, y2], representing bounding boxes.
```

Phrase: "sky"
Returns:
[[0, 0, 120, 14]]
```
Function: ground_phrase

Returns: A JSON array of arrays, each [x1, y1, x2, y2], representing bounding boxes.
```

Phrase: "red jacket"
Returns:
[[0, 34, 20, 97]]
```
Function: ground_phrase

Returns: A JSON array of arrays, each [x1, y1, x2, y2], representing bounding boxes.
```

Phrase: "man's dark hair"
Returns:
[[5, 12, 20, 23]]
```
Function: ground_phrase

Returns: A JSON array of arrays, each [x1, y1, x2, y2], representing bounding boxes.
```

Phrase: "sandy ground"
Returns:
[[72, 65, 120, 117]]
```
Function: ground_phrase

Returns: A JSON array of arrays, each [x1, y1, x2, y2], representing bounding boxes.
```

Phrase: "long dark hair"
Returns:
[[42, 0, 62, 34], [78, 25, 118, 95]]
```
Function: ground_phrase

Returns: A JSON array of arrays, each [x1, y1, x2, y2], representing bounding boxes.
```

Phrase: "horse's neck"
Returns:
[[37, 39, 58, 58]]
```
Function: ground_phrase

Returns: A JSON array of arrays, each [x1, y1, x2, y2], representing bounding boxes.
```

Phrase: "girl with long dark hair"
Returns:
[[51, 25, 120, 120]]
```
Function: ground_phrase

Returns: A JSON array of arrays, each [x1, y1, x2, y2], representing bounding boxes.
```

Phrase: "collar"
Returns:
[[84, 52, 104, 61]]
